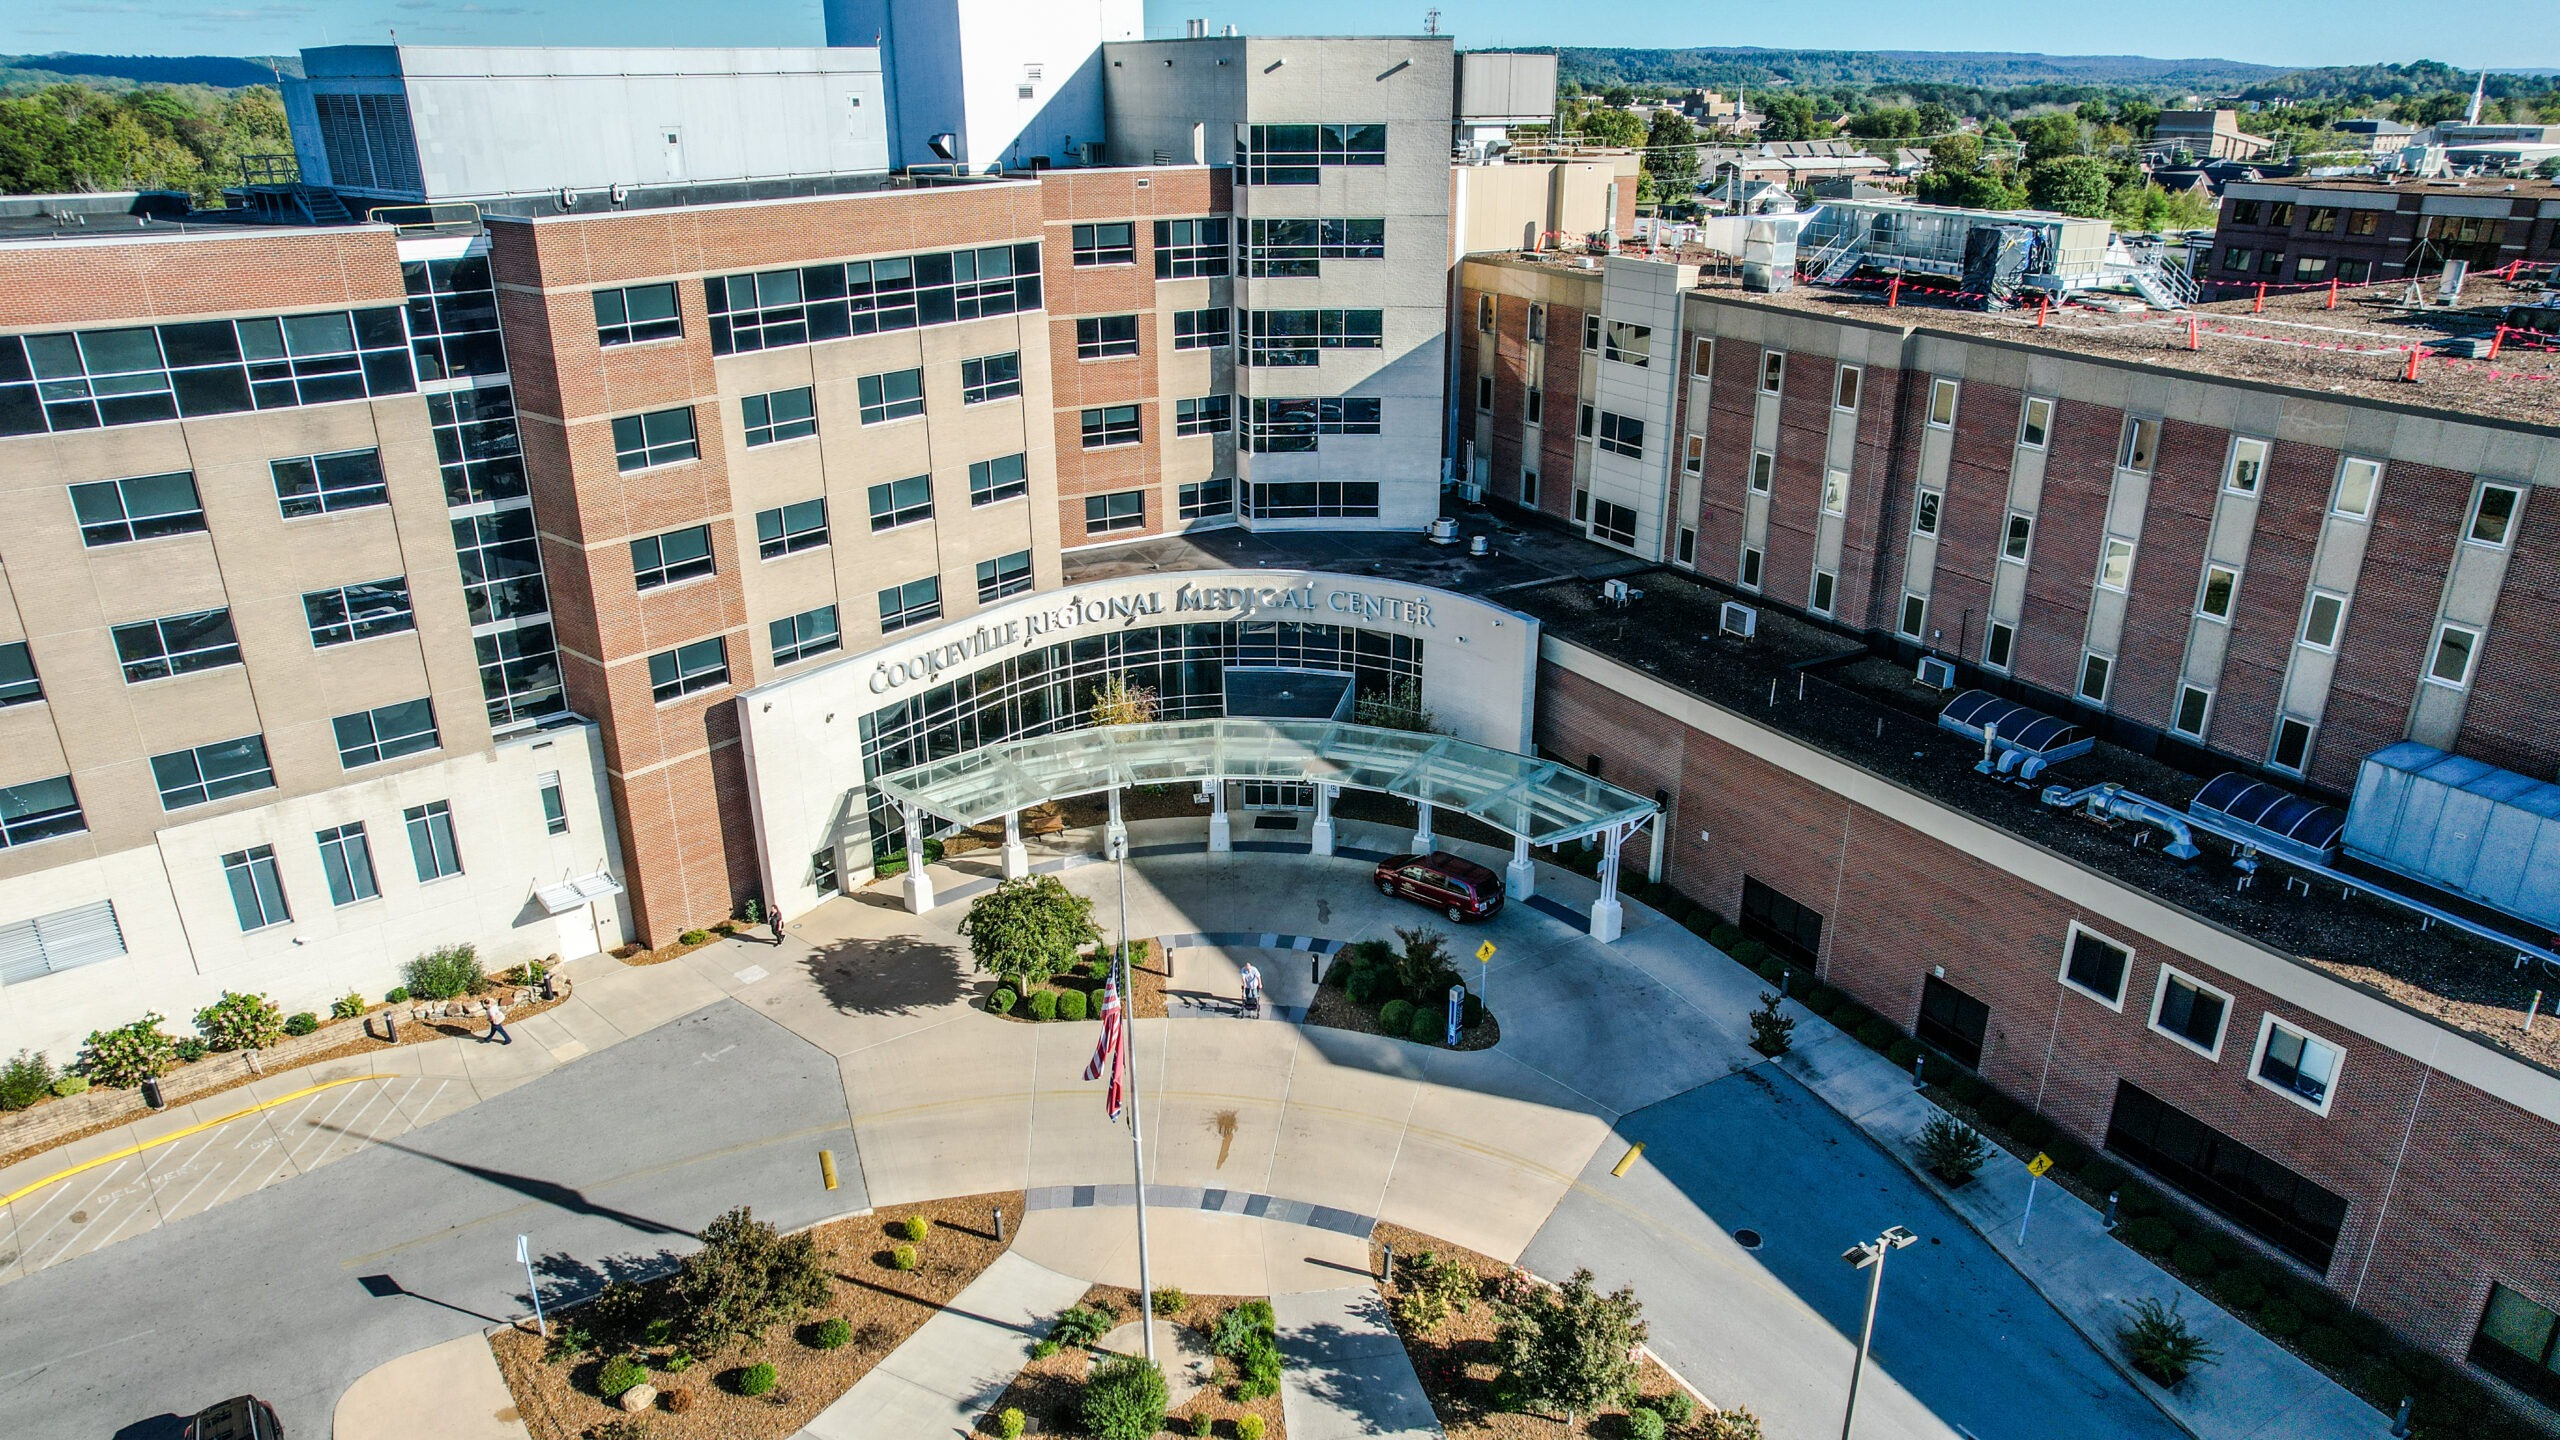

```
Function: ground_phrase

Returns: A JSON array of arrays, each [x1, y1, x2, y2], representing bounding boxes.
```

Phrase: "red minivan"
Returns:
[[1374, 851, 1506, 922]]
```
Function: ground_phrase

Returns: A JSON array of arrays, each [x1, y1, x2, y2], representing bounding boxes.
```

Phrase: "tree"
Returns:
[[1753, 93, 1824, 141], [1491, 1266, 1649, 1425], [1913, 101, 1959, 136], [2016, 111, 2087, 162], [1747, 992, 1795, 1057], [1353, 676, 1437, 732], [960, 875, 1100, 991], [2537, 157, 2560, 180], [1088, 672, 1158, 726], [1643, 108, 1700, 195], [1847, 106, 1921, 140], [2115, 98, 2161, 137], [1601, 85, 1636, 109], [668, 1206, 830, 1343], [2026, 155, 2112, 217], [1082, 1354, 1169, 1440], [1574, 103, 1645, 150]]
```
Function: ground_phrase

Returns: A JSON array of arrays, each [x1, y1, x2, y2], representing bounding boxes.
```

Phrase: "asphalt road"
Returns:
[[1520, 1066, 2180, 1440], [0, 1001, 863, 1439]]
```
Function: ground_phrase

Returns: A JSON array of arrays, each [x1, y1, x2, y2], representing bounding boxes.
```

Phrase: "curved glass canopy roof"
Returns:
[[874, 717, 1658, 847]]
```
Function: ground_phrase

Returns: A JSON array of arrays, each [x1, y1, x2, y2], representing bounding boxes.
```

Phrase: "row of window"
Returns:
[[0, 308, 418, 438], [610, 353, 1028, 472], [0, 576, 422, 715], [704, 243, 1044, 355], [1238, 123, 1388, 185], [2058, 922, 2346, 1116], [221, 800, 465, 932], [2219, 249, 2374, 286]]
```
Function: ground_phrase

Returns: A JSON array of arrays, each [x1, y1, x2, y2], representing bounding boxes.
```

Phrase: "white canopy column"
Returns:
[[1411, 803, 1435, 855], [900, 805, 936, 914], [1106, 786, 1128, 858], [1000, 809, 1030, 879], [1507, 833, 1536, 901], [1590, 824, 1626, 943], [1311, 783, 1337, 857], [1208, 783, 1231, 853]]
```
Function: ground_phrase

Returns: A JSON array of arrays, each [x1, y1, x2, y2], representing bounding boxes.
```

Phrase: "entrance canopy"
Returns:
[[874, 717, 1656, 848]]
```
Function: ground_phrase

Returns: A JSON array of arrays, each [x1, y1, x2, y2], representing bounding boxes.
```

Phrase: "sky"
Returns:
[[1, 0, 2552, 72]]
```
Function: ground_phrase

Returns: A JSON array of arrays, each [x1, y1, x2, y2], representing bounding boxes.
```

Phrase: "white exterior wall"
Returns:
[[0, 724, 623, 1061], [735, 568, 1538, 921], [824, 0, 1139, 171]]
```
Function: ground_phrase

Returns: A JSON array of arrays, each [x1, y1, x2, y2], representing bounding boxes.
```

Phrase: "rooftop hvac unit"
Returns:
[[1915, 656, 1957, 690], [1719, 601, 1758, 637]]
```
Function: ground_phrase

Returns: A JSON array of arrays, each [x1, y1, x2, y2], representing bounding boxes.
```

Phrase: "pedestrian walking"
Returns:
[[483, 996, 512, 1045], [1237, 960, 1262, 1016], [771, 908, 787, 947]]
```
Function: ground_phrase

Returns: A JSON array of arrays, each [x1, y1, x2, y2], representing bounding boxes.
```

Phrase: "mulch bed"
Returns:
[[983, 1283, 1288, 1438], [1368, 1221, 1746, 1439], [987, 942, 1170, 1023], [612, 924, 749, 967], [1304, 984, 1500, 1052], [490, 1192, 1025, 1440]]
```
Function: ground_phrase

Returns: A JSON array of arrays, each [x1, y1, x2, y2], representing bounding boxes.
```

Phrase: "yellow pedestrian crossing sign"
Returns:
[[2026, 1152, 2054, 1177], [1475, 940, 1496, 963]]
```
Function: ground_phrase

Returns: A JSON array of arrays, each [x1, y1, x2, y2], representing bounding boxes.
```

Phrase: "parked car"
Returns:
[[184, 1396, 283, 1439], [1374, 851, 1505, 922]]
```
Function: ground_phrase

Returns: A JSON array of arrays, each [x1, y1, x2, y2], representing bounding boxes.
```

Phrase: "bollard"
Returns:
[[819, 1149, 839, 1191], [2527, 990, 2543, 1036], [1911, 1054, 1926, 1091], [2391, 1396, 2411, 1437], [383, 1010, 399, 1043], [1780, 968, 1791, 997], [2103, 1190, 2120, 1231], [142, 1075, 165, 1110], [994, 1206, 1005, 1244], [1313, 954, 1321, 988], [1382, 1243, 1394, 1288]]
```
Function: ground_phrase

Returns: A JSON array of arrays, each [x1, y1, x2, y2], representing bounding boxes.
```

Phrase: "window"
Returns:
[[2270, 716, 2315, 773], [1527, 303, 1547, 342], [401, 254, 503, 380], [2104, 1081, 2348, 1268], [427, 386, 527, 506], [704, 243, 1042, 355], [1082, 405, 1142, 448], [970, 453, 1029, 505], [332, 698, 438, 768], [1603, 322, 1652, 367], [611, 407, 698, 471], [1153, 218, 1230, 278], [2198, 563, 2239, 620], [2427, 622, 2480, 689], [858, 367, 925, 424], [2261, 251, 2287, 276], [2173, 684, 2213, 738], [756, 498, 829, 558], [1913, 490, 1942, 536], [2472, 1285, 2560, 1409], [1691, 336, 1712, 375], [303, 577, 416, 647], [2468, 482, 2524, 547], [1525, 387, 1544, 426], [222, 846, 290, 931], [539, 773, 568, 834], [1899, 593, 1927, 638], [962, 352, 1022, 404], [1810, 570, 1837, 616], [1577, 403, 1595, 439], [449, 508, 545, 626], [2253, 1015, 2344, 1112], [1739, 875, 1824, 965], [1984, 622, 2015, 671], [1176, 394, 1231, 437], [1683, 433, 1704, 476], [1821, 467, 1850, 514], [2223, 246, 2256, 272], [812, 844, 840, 897], [2225, 437, 2268, 495], [2119, 416, 2161, 472], [1519, 467, 1539, 507], [2336, 258, 2372, 284], [1478, 294, 1495, 331], [2060, 922, 2130, 1009], [1071, 222, 1134, 266], [2348, 211, 2380, 237], [976, 550, 1034, 602], [1572, 490, 1587, 523], [1172, 308, 1229, 350], [0, 642, 34, 707], [1750, 451, 1775, 494], [1739, 547, 1763, 589], [2305, 206, 2338, 234], [2295, 256, 2330, 282], [2332, 457, 2381, 518], [476, 624, 565, 729], [272, 449, 388, 519], [1834, 365, 1861, 410], [743, 386, 816, 447], [770, 605, 842, 666], [1759, 350, 1783, 393], [647, 636, 730, 702], [152, 734, 274, 810], [1677, 527, 1696, 566], [2151, 969, 2230, 1057], [0, 307, 416, 438], [70, 472, 205, 546], [2299, 591, 2347, 650], [2097, 538, 2136, 591], [1239, 308, 1383, 366], [867, 474, 934, 532], [1243, 217, 1384, 276], [2078, 652, 2113, 703], [1595, 412, 1644, 458], [878, 576, 942, 632], [1242, 481, 1380, 520], [0, 775, 83, 849], [2018, 397, 2053, 449], [1178, 478, 1233, 520], [1075, 315, 1140, 360], [593, 283, 681, 346], [317, 823, 379, 907], [1584, 315, 1601, 352], [2003, 512, 2033, 562], [1086, 491, 1146, 534], [404, 800, 462, 882], [1475, 375, 1493, 412], [1927, 377, 1959, 428], [1239, 122, 1385, 184], [631, 525, 715, 589], [2228, 200, 2262, 226], [112, 608, 240, 682], [1591, 500, 1637, 547]]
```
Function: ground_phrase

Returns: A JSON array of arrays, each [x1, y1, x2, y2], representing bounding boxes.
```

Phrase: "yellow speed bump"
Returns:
[[1611, 1141, 1647, 1177], [0, 1072, 392, 1209]]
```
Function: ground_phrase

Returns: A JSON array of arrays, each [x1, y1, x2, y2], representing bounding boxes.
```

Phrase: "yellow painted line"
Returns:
[[1611, 1140, 1647, 1176], [0, 1073, 393, 1209]]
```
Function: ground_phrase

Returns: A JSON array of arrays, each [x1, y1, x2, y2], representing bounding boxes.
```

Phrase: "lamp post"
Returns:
[[1838, 1225, 1917, 1440]]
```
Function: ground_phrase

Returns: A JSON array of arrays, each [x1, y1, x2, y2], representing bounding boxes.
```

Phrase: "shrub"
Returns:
[[2214, 1271, 2268, 1314], [1378, 998, 1415, 1034], [1802, 988, 1841, 1018], [2258, 1299, 2305, 1339], [989, 988, 1017, 1015], [663, 1386, 694, 1414], [890, 1244, 919, 1271], [1058, 989, 1089, 1022], [901, 1215, 933, 1243], [2118, 1217, 2177, 1257], [1409, 1007, 1443, 1044], [1854, 1018, 1896, 1052], [74, 1013, 177, 1088], [1390, 1252, 1478, 1334], [1462, 993, 1485, 1028], [0, 1050, 56, 1110], [641, 1317, 675, 1346], [994, 1407, 1026, 1439], [1236, 1416, 1266, 1440], [1491, 1267, 1647, 1425], [1730, 939, 1770, 968], [1052, 1302, 1119, 1350], [385, 986, 411, 1004], [1700, 1409, 1766, 1440], [1979, 1094, 2023, 1131], [1082, 1353, 1170, 1440], [2299, 1325, 2356, 1370], [1212, 1299, 1276, 1355], [2120, 1297, 2219, 1386], [1887, 1038, 1922, 1069], [1151, 1286, 1186, 1316], [2012, 1113, 2059, 1150], [1655, 1389, 1696, 1427], [1190, 1413, 1215, 1437], [597, 1354, 649, 1400], [1753, 956, 1785, 985], [1708, 924, 1743, 950], [2080, 1157, 2128, 1195], [589, 1420, 650, 1440], [52, 1073, 89, 1097], [173, 1037, 208, 1063], [1627, 1408, 1667, 1440], [331, 992, 368, 1021], [403, 944, 487, 1000], [1211, 1300, 1282, 1400], [1345, 965, 1383, 1005], [679, 929, 712, 947], [2170, 1241, 2217, 1278], [1918, 1114, 1991, 1186], [661, 1349, 695, 1374], [2353, 1357, 2409, 1406], [544, 1323, 595, 1362], [284, 1012, 319, 1036], [1748, 993, 1795, 1058], [2049, 1135, 2093, 1174], [1946, 1075, 1986, 1107], [734, 1361, 778, 1397], [1028, 990, 1059, 1022], [669, 1206, 831, 1344], [194, 991, 285, 1051]]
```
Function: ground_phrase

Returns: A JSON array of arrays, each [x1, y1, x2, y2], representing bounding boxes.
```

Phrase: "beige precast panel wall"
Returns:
[[735, 568, 1540, 919]]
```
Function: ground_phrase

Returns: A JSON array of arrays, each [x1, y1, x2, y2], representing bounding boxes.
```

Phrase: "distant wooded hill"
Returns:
[[1555, 47, 2288, 92], [0, 53, 301, 96]]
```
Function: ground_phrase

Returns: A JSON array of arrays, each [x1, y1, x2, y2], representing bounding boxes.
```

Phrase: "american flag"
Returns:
[[1082, 976, 1128, 1121]]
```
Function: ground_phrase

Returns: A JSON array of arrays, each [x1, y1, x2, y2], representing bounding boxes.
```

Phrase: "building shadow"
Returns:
[[802, 931, 974, 1016], [110, 1417, 185, 1440]]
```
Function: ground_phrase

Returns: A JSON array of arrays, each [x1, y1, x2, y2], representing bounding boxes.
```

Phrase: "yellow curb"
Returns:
[[0, 1072, 393, 1208]]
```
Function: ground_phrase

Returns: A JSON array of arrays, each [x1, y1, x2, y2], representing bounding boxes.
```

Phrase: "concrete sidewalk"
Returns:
[[334, 1333, 532, 1440], [792, 1249, 1090, 1440], [1274, 1286, 1444, 1440]]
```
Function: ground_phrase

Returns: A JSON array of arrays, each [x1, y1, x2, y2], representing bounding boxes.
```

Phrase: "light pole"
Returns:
[[1838, 1225, 1917, 1440]]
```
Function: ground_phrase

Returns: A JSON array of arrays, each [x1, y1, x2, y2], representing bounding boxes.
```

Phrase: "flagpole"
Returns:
[[1116, 831, 1157, 1366]]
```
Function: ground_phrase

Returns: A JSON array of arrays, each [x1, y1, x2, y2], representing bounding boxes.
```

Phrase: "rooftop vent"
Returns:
[[1719, 601, 1758, 637], [2344, 743, 2560, 932], [2189, 773, 2344, 868]]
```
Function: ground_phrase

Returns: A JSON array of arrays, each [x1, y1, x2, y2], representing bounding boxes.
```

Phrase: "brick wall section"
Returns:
[[2012, 398, 2118, 695], [1537, 659, 2560, 1369], [1846, 366, 1913, 630], [2457, 493, 2560, 776], [0, 229, 405, 326], [2112, 418, 2222, 729], [1486, 295, 1532, 491], [1929, 384, 2022, 659], [1838, 368, 1918, 631], [2308, 459, 2469, 793], [1759, 354, 1825, 610], [2210, 441, 2333, 771], [1533, 304, 1585, 522], [1692, 337, 1760, 586]]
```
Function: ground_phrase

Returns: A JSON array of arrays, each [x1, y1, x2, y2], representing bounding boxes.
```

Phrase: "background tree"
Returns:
[[960, 875, 1101, 992], [1913, 100, 1959, 136], [2015, 111, 2087, 162], [1088, 673, 1159, 727], [1751, 93, 1824, 141], [2025, 154, 2112, 217], [1643, 108, 1700, 198], [1572, 103, 1646, 150]]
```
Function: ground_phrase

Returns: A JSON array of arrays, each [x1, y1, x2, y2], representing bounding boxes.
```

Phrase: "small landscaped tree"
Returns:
[[75, 1014, 178, 1089], [1747, 992, 1795, 1058], [1917, 1114, 1991, 1187], [2119, 1296, 2220, 1386], [1389, 925, 1457, 999], [1089, 673, 1159, 727], [961, 875, 1101, 993], [1082, 1353, 1169, 1440], [1353, 677, 1438, 733], [193, 991, 286, 1052], [669, 1205, 831, 1344], [1491, 1266, 1648, 1426]]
